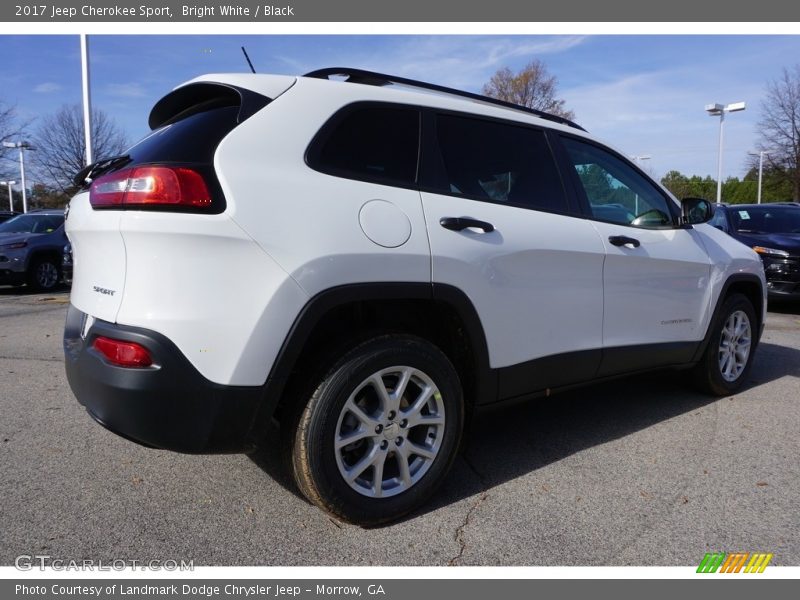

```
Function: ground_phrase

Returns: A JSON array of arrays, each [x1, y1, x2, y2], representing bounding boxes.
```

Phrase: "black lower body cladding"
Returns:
[[63, 304, 264, 453]]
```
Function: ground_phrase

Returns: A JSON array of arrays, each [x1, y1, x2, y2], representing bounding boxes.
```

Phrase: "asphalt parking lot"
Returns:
[[1, 285, 798, 566]]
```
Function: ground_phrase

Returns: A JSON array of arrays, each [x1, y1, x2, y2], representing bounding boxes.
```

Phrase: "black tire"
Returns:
[[27, 257, 61, 292], [692, 293, 758, 396], [287, 335, 463, 526]]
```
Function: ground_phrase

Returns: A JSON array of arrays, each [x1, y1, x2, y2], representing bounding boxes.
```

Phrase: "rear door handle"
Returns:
[[440, 217, 495, 233], [608, 235, 641, 248]]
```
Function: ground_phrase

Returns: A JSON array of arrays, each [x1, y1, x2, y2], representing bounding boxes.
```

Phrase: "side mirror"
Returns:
[[681, 197, 714, 225]]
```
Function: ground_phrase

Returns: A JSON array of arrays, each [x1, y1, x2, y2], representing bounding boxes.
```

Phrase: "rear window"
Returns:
[[308, 105, 420, 187], [432, 114, 569, 214], [127, 105, 241, 165]]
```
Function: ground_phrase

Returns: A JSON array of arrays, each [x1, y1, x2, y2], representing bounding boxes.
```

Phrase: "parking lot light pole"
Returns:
[[748, 150, 773, 204], [0, 180, 16, 211], [80, 34, 93, 166], [706, 102, 746, 204], [2, 141, 33, 213]]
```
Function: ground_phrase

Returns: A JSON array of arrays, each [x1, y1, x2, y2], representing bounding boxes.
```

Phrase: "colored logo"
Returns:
[[697, 552, 773, 573]]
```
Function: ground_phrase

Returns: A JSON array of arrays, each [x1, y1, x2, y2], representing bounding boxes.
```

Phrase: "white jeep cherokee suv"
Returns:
[[64, 68, 766, 525]]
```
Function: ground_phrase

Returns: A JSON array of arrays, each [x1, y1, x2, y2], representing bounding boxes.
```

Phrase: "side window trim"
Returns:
[[304, 101, 423, 191], [418, 108, 579, 217], [545, 129, 589, 218], [552, 132, 682, 229]]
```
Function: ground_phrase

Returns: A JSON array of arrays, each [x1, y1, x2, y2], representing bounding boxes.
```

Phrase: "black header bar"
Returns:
[[3, 1, 800, 22]]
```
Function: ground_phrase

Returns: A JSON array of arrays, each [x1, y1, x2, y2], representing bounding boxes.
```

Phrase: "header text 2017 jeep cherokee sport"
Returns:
[[64, 69, 766, 525]]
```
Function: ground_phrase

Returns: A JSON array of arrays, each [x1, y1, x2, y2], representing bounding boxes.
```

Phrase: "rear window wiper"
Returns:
[[72, 154, 131, 188]]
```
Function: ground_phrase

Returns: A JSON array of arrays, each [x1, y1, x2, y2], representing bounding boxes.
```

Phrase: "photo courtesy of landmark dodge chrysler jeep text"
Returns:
[[63, 68, 767, 525]]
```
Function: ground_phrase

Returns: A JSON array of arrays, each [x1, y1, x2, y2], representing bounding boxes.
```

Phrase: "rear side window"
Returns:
[[431, 114, 568, 214], [308, 105, 420, 187]]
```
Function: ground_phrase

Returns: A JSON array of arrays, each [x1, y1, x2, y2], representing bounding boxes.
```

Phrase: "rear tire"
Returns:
[[27, 257, 61, 292], [287, 335, 463, 526], [692, 293, 757, 396]]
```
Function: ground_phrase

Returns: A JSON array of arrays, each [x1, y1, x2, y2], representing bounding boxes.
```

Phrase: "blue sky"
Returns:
[[2, 34, 799, 182]]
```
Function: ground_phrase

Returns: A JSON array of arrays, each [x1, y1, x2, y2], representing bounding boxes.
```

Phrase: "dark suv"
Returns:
[[710, 203, 800, 299], [0, 209, 67, 291]]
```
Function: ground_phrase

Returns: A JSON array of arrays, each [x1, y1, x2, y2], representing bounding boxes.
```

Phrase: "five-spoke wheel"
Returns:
[[693, 293, 758, 396], [287, 335, 463, 525], [334, 366, 446, 499]]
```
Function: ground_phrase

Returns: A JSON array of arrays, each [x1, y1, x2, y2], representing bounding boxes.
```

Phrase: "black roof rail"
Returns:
[[303, 67, 585, 132]]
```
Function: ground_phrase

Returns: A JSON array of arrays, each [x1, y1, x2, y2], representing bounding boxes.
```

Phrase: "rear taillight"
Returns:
[[92, 336, 153, 368], [89, 166, 212, 209]]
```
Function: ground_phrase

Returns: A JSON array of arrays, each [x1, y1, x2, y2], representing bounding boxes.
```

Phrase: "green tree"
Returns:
[[660, 171, 718, 201], [687, 175, 717, 200], [660, 170, 691, 199], [576, 163, 613, 201], [760, 168, 794, 201]]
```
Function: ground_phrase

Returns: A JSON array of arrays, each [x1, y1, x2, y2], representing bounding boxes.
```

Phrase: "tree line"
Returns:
[[660, 169, 793, 204]]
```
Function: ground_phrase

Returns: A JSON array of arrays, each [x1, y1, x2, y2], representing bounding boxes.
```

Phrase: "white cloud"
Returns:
[[105, 82, 147, 98], [294, 36, 587, 91], [561, 65, 765, 179], [33, 82, 62, 93], [380, 36, 587, 88]]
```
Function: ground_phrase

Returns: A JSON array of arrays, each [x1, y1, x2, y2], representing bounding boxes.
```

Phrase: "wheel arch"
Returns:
[[692, 273, 765, 363], [25, 247, 63, 272], [249, 282, 496, 442]]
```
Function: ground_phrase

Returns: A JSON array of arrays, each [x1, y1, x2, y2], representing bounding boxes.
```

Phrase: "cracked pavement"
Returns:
[[1, 287, 799, 566]]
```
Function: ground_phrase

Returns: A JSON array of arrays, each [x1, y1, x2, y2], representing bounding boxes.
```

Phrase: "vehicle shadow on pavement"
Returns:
[[0, 284, 70, 296], [420, 341, 800, 521], [248, 341, 800, 526], [766, 301, 800, 315]]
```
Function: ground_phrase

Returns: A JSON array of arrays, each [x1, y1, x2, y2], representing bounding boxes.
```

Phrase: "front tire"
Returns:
[[288, 335, 463, 526], [692, 293, 757, 396], [28, 257, 61, 292]]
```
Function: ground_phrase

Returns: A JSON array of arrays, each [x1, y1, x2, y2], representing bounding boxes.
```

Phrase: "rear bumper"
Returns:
[[64, 304, 266, 453]]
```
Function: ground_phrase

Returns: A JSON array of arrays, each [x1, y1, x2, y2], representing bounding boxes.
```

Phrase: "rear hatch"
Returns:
[[66, 75, 296, 323]]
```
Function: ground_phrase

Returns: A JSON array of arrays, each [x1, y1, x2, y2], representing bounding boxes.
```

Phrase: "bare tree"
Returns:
[[0, 100, 28, 180], [757, 65, 800, 200], [482, 59, 575, 120], [32, 104, 128, 195]]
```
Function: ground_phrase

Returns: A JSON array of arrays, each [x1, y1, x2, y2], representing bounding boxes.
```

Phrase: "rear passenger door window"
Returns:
[[560, 137, 676, 229], [308, 104, 420, 187], [430, 114, 570, 214], [420, 112, 606, 382]]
